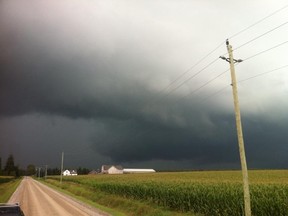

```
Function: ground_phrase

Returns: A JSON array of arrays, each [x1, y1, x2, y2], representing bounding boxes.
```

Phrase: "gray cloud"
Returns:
[[1, 0, 288, 170]]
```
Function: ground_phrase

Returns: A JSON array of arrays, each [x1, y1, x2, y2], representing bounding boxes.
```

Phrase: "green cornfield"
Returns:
[[48, 170, 288, 216]]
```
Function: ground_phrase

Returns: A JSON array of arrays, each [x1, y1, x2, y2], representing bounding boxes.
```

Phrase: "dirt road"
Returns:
[[8, 177, 110, 216]]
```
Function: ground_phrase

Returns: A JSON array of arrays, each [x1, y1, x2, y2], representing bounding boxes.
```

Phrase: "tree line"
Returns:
[[0, 154, 22, 177], [0, 154, 91, 177]]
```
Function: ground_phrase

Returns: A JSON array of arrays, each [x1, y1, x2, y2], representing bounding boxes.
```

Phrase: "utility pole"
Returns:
[[60, 152, 64, 184], [45, 165, 48, 180], [38, 167, 41, 179], [220, 40, 251, 216]]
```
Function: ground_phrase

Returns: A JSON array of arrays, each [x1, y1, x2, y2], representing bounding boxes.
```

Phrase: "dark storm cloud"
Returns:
[[0, 26, 151, 119], [1, 0, 288, 169], [0, 28, 240, 165], [92, 118, 238, 163], [90, 112, 288, 169], [1, 30, 287, 167]]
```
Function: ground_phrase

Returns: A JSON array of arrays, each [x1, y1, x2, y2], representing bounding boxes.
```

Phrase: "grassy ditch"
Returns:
[[0, 176, 22, 203]]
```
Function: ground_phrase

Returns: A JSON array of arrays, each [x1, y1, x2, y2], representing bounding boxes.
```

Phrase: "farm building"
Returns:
[[101, 165, 156, 174], [101, 165, 123, 174], [70, 170, 77, 176], [88, 170, 98, 175], [123, 169, 156, 174], [63, 169, 78, 176]]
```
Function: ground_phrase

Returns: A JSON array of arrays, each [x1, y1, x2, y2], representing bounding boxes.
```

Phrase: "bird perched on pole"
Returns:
[[226, 39, 229, 45]]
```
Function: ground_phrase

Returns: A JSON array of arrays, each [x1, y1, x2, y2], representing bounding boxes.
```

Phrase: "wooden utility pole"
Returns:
[[60, 152, 64, 184], [38, 167, 41, 179], [220, 40, 251, 216], [45, 165, 48, 180]]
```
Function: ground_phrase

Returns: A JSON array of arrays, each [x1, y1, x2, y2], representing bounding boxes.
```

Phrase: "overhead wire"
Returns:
[[160, 3, 288, 98], [177, 68, 230, 101], [120, 3, 288, 143], [176, 25, 288, 101], [228, 3, 288, 40], [196, 41, 288, 105], [243, 40, 288, 61], [49, 3, 288, 164], [159, 43, 224, 94], [66, 62, 286, 160], [142, 3, 288, 142], [199, 64, 288, 104], [165, 57, 220, 97], [238, 64, 288, 83], [90, 3, 288, 155], [234, 20, 288, 51], [200, 85, 230, 104]]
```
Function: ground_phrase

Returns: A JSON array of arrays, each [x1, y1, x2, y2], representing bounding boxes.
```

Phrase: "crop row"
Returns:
[[95, 182, 288, 215], [48, 171, 288, 215], [56, 176, 288, 216]]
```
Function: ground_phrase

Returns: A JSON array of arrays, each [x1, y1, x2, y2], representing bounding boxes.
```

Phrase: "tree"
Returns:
[[4, 154, 16, 176], [0, 157, 2, 175], [26, 164, 36, 176], [77, 167, 90, 175], [47, 167, 60, 175]]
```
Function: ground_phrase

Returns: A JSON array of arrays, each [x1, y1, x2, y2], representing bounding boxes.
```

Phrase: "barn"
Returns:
[[123, 169, 156, 174], [101, 165, 123, 174]]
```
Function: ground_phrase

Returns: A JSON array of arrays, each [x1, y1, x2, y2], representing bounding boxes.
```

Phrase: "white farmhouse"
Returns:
[[63, 169, 78, 176], [70, 170, 78, 176], [63, 170, 71, 176]]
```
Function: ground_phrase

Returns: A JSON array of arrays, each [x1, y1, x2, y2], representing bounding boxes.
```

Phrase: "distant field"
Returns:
[[0, 176, 22, 203], [47, 170, 288, 216]]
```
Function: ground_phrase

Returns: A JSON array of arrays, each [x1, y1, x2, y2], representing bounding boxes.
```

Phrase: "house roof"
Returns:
[[102, 165, 123, 171]]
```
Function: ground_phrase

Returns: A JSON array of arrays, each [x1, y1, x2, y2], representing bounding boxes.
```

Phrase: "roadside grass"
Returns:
[[40, 178, 125, 216], [42, 178, 200, 216], [0, 177, 22, 203]]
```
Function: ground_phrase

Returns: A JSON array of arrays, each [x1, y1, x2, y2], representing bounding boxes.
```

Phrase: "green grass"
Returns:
[[40, 179, 126, 216], [45, 170, 288, 216], [0, 176, 22, 203]]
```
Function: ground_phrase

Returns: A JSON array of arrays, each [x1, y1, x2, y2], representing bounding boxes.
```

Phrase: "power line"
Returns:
[[166, 20, 288, 102], [154, 3, 288, 99], [177, 68, 230, 101], [200, 64, 288, 104], [68, 64, 288, 159], [128, 39, 288, 144], [177, 62, 243, 102], [243, 40, 288, 61], [228, 3, 288, 40], [159, 43, 224, 94], [165, 58, 220, 96], [112, 37, 288, 149], [234, 20, 288, 51], [238, 64, 288, 83], [98, 4, 288, 151], [200, 85, 230, 104]]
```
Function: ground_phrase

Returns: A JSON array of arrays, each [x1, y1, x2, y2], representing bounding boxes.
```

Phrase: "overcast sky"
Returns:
[[1, 0, 288, 171]]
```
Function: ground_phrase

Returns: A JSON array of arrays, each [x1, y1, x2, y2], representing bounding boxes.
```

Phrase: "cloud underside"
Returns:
[[1, 0, 288, 169]]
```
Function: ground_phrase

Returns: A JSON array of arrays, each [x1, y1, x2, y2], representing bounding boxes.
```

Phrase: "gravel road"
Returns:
[[8, 177, 111, 216]]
